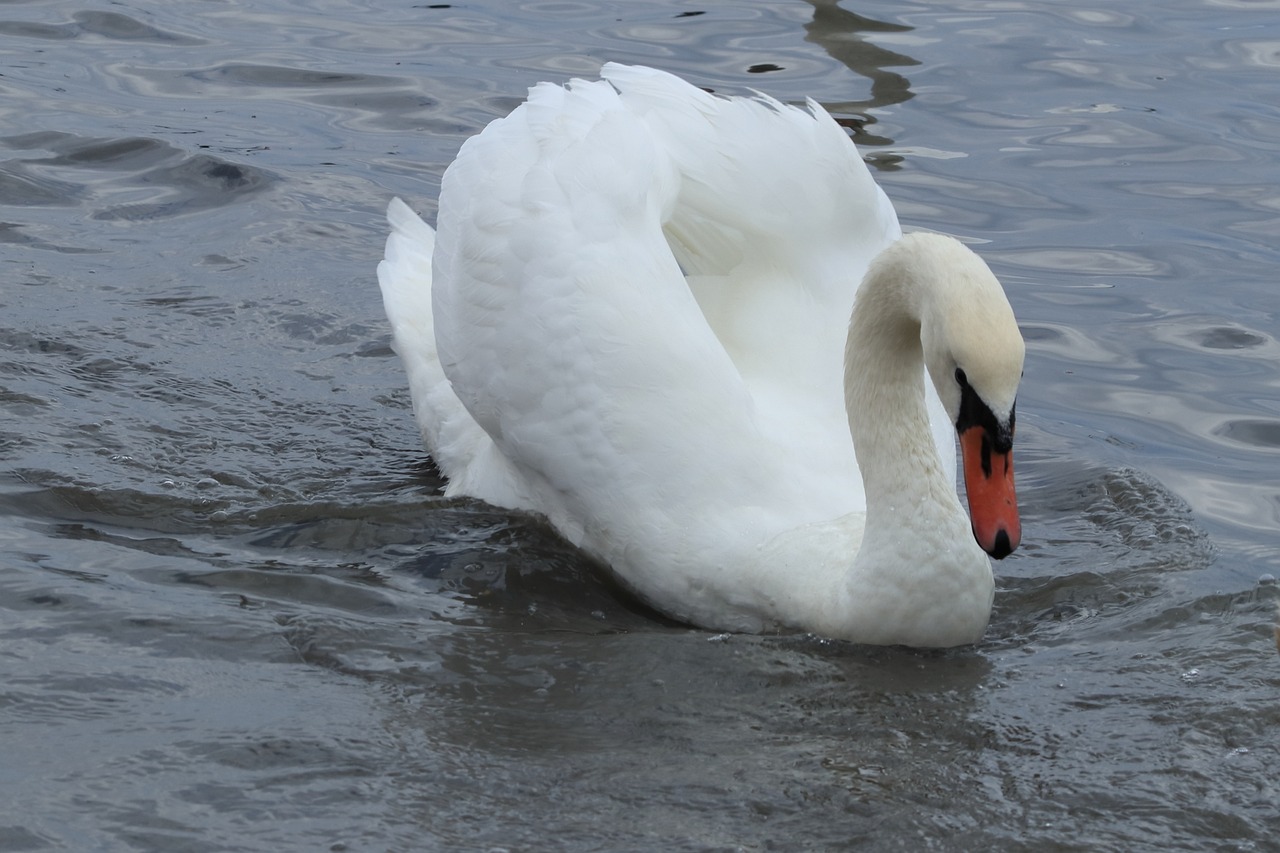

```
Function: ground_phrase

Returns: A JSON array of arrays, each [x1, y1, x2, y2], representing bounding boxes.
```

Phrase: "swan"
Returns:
[[377, 64, 1024, 647]]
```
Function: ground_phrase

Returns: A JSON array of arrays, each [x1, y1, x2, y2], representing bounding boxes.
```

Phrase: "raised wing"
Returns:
[[430, 75, 781, 545]]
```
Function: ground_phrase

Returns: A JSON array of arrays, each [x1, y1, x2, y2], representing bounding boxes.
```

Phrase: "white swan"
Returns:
[[377, 64, 1024, 647]]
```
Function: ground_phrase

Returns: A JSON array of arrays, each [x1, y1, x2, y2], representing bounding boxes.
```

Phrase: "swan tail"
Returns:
[[377, 198, 530, 507]]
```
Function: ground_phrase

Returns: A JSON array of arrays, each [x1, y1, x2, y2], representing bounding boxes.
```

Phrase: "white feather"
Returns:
[[376, 64, 1024, 646]]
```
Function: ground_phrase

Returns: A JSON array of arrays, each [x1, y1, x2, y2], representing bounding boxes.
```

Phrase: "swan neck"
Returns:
[[843, 249, 950, 507]]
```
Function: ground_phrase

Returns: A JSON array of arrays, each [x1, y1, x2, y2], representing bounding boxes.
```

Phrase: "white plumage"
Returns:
[[378, 64, 1024, 646]]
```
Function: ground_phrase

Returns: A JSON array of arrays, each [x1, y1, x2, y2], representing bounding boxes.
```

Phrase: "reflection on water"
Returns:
[[803, 0, 919, 144], [2, 0, 1280, 849]]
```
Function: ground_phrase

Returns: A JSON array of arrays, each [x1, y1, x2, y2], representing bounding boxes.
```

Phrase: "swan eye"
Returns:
[[955, 367, 969, 388]]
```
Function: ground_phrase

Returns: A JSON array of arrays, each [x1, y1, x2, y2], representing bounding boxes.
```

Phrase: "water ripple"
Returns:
[[2, 0, 1280, 849]]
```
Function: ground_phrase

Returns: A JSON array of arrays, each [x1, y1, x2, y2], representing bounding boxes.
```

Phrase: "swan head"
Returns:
[[912, 235, 1025, 559]]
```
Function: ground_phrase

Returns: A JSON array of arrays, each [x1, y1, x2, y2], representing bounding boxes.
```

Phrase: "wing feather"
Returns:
[[431, 77, 779, 545]]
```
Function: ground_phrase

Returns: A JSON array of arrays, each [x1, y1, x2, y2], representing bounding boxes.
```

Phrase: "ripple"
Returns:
[[0, 131, 276, 218], [0, 164, 80, 207], [1018, 321, 1129, 366], [0, 19, 74, 40], [1148, 315, 1280, 359], [92, 153, 274, 221], [109, 62, 443, 135], [1198, 327, 1268, 349], [1002, 462, 1213, 585], [72, 10, 203, 45], [1224, 38, 1280, 70], [1051, 8, 1137, 26], [0, 10, 202, 44], [991, 246, 1171, 276], [187, 64, 388, 90], [1214, 419, 1280, 450]]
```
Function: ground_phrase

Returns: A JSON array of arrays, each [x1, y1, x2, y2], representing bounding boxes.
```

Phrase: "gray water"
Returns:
[[2, 0, 1278, 850]]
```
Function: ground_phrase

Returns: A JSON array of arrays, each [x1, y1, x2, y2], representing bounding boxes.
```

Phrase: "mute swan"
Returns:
[[377, 64, 1025, 647]]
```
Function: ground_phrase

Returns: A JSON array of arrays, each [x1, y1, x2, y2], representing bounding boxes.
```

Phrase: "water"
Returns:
[[2, 0, 1278, 849]]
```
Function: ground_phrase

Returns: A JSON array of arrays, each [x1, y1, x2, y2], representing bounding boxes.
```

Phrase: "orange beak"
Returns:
[[959, 425, 1020, 559]]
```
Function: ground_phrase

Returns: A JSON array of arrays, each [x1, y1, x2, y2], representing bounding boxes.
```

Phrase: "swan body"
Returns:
[[377, 64, 1024, 647]]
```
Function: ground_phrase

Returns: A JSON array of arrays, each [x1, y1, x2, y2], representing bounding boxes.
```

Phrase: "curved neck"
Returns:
[[828, 243, 994, 645], [843, 257, 954, 516]]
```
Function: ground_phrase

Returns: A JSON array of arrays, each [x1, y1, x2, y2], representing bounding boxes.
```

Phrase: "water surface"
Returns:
[[2, 1, 1279, 850]]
